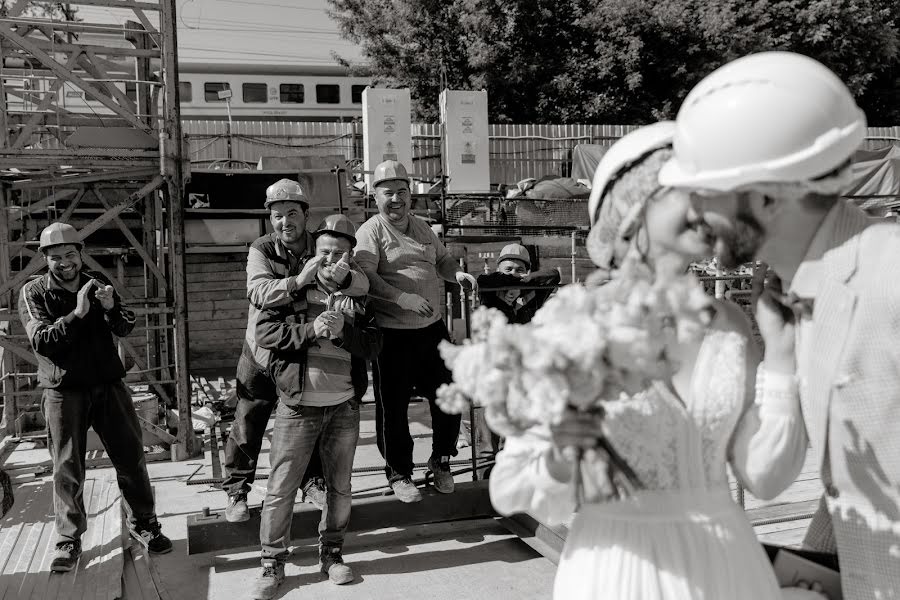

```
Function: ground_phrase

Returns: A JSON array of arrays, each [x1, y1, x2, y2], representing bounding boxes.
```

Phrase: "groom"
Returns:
[[660, 51, 899, 600]]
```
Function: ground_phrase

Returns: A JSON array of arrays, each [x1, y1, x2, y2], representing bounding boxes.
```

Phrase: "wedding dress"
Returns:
[[490, 315, 811, 600]]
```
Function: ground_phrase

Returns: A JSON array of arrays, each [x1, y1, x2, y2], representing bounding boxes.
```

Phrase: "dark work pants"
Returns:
[[373, 320, 461, 482], [222, 343, 323, 496], [42, 380, 156, 545]]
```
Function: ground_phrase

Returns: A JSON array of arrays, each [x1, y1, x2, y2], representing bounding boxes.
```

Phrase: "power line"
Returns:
[[194, 15, 338, 34], [180, 46, 341, 62], [214, 0, 329, 12]]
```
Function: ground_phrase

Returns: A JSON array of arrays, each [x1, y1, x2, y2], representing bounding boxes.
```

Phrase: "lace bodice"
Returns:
[[600, 328, 747, 492]]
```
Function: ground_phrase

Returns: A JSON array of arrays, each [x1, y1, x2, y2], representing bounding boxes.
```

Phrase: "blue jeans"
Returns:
[[260, 400, 360, 560], [222, 343, 323, 496]]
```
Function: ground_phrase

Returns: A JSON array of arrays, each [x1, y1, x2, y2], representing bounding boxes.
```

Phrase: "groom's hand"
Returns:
[[751, 264, 796, 374]]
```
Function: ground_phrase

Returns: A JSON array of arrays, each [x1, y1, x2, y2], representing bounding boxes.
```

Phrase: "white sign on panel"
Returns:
[[362, 88, 412, 190], [440, 90, 490, 193]]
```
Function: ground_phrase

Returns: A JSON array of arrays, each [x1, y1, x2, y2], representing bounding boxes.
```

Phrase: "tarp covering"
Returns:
[[846, 144, 900, 211], [571, 144, 610, 182]]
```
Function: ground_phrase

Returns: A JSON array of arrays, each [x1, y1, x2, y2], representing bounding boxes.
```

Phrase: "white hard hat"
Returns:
[[659, 51, 866, 192], [264, 179, 309, 210], [39, 222, 82, 252], [497, 243, 531, 268], [371, 160, 410, 190], [588, 121, 675, 226]]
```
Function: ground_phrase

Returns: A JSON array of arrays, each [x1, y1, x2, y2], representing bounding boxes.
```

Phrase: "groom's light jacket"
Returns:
[[789, 199, 900, 599]]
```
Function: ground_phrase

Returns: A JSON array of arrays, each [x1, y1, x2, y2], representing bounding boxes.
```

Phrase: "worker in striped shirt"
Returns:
[[251, 215, 382, 598], [354, 160, 478, 503]]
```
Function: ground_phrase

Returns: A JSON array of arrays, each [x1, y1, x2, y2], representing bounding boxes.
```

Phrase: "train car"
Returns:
[[2, 59, 370, 123], [177, 62, 370, 122]]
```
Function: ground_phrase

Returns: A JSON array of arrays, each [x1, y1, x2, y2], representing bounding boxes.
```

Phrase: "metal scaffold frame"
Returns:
[[0, 0, 196, 458]]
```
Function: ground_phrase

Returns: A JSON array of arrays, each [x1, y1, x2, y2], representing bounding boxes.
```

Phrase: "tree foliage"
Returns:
[[327, 0, 900, 125], [0, 1, 79, 20]]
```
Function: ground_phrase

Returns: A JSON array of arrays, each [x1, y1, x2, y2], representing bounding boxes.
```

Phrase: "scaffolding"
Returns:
[[0, 0, 197, 458]]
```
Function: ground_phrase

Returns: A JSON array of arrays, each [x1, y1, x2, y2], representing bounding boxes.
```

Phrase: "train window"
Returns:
[[204, 82, 230, 102], [242, 83, 268, 103], [316, 84, 340, 104], [179, 81, 192, 103], [351, 85, 366, 104], [126, 81, 137, 102], [279, 84, 304, 103]]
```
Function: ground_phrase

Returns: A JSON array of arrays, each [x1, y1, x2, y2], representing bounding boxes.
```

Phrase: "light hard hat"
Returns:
[[313, 214, 357, 247], [371, 160, 410, 190], [659, 51, 866, 192], [264, 179, 309, 210], [497, 243, 531, 269], [38, 222, 82, 252], [588, 121, 675, 226]]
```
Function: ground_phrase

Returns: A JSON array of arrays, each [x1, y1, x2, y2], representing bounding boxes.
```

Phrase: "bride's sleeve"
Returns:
[[729, 364, 808, 500], [488, 429, 578, 525]]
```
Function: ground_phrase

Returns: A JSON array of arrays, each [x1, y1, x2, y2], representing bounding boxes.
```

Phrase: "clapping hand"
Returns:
[[296, 255, 326, 289], [92, 280, 116, 311], [73, 280, 95, 318], [313, 310, 344, 339]]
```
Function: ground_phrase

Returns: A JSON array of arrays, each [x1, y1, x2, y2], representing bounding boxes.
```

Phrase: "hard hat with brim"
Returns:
[[497, 243, 531, 268], [38, 222, 83, 252], [659, 52, 866, 192], [313, 214, 357, 247], [371, 160, 410, 190], [264, 178, 310, 210], [588, 121, 675, 226]]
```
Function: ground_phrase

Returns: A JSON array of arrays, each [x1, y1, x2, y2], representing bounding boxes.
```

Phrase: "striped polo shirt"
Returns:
[[301, 286, 360, 407]]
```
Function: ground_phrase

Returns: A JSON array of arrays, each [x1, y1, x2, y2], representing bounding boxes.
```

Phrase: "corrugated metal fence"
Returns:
[[183, 120, 900, 185]]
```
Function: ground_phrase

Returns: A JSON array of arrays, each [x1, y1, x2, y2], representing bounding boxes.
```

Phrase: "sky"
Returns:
[[73, 0, 363, 67]]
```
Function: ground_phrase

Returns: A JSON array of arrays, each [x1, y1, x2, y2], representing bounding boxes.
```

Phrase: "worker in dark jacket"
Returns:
[[477, 243, 561, 324], [250, 215, 382, 599], [17, 222, 172, 573]]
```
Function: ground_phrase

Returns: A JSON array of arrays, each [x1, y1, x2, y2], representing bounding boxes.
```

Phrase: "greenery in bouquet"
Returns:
[[437, 256, 713, 499]]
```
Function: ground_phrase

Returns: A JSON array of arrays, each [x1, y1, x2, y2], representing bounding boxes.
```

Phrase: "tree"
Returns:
[[0, 1, 79, 20], [328, 0, 900, 124]]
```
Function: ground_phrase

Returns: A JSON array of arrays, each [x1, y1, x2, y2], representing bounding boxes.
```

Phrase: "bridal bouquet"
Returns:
[[437, 257, 713, 500]]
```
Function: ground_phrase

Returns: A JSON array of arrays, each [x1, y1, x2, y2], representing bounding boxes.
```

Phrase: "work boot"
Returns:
[[225, 491, 249, 523], [130, 518, 173, 555], [251, 558, 285, 600], [50, 540, 81, 573], [320, 546, 354, 585], [390, 476, 422, 503], [301, 477, 327, 510], [428, 455, 455, 494]]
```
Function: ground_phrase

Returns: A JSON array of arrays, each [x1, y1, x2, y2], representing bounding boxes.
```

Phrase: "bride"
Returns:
[[489, 122, 821, 599]]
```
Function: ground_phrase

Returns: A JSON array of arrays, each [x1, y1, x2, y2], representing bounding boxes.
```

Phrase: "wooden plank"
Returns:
[[186, 271, 246, 284], [126, 544, 161, 600], [187, 319, 247, 332], [20, 522, 54, 600], [59, 0, 161, 11], [187, 309, 247, 322]]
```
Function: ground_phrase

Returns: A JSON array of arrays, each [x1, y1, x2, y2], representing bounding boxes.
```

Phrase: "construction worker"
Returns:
[[222, 179, 369, 522], [660, 51, 896, 600], [477, 243, 561, 325], [354, 160, 477, 502], [18, 222, 172, 572], [251, 214, 382, 599]]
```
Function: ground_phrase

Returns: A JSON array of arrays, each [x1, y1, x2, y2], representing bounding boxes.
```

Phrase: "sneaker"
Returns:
[[130, 518, 173, 555], [251, 558, 285, 600], [50, 540, 81, 573], [390, 476, 422, 503], [225, 492, 249, 523], [428, 456, 455, 494], [301, 478, 326, 510], [320, 547, 354, 585]]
